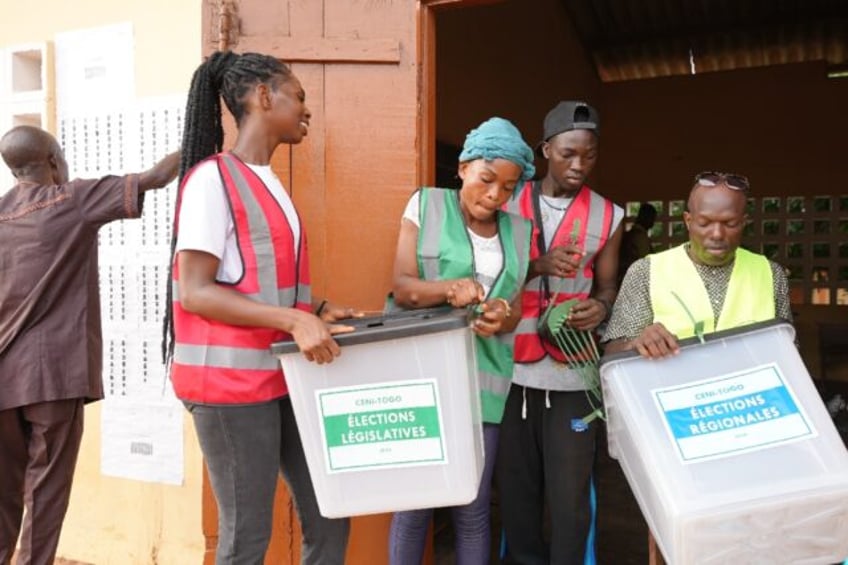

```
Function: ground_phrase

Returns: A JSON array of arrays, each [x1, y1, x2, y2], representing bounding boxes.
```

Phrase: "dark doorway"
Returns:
[[429, 0, 848, 562]]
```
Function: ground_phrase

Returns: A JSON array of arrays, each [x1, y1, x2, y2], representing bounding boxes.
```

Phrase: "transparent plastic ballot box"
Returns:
[[600, 320, 848, 564], [270, 307, 483, 518]]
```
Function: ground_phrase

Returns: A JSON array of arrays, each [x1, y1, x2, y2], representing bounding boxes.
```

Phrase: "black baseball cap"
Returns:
[[538, 101, 600, 149]]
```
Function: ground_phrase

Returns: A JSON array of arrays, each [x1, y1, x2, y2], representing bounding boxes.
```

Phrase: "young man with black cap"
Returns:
[[498, 101, 623, 564]]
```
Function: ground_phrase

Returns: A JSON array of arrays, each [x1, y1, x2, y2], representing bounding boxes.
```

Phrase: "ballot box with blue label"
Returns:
[[600, 321, 848, 564], [270, 307, 483, 518]]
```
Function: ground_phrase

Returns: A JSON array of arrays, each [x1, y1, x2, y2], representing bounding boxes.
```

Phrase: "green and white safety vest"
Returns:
[[417, 188, 532, 423]]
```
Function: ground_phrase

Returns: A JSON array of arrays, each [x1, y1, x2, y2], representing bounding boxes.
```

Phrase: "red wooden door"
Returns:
[[198, 1, 502, 562], [201, 1, 424, 563]]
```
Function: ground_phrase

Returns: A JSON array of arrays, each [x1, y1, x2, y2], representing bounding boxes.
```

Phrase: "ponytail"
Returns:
[[178, 51, 237, 183], [162, 51, 294, 364]]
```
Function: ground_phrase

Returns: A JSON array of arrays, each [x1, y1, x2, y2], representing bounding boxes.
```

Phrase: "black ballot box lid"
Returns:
[[270, 306, 470, 355]]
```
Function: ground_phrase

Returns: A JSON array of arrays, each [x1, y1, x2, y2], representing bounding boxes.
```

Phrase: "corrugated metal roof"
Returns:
[[562, 0, 848, 81]]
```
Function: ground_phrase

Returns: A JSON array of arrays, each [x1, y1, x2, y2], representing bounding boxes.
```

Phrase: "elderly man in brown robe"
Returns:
[[0, 125, 178, 565]]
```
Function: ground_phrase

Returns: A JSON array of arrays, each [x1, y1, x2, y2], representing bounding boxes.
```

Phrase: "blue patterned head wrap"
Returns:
[[458, 117, 535, 182]]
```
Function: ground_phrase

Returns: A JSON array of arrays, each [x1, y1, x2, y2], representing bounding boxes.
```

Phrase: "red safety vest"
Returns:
[[170, 153, 311, 403], [504, 181, 615, 363]]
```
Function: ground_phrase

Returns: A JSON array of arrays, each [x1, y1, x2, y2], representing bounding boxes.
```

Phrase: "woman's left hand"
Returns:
[[318, 301, 365, 322], [472, 298, 510, 337]]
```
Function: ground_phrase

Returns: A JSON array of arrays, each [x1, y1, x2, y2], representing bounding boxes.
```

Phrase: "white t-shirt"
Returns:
[[176, 160, 300, 283], [538, 194, 573, 247], [402, 192, 503, 297]]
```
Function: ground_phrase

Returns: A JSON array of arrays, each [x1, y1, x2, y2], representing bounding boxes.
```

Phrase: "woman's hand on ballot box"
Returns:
[[472, 297, 520, 338], [315, 299, 365, 323], [446, 278, 485, 308], [290, 309, 354, 365]]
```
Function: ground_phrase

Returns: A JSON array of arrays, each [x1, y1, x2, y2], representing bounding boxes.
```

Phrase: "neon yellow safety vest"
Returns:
[[649, 244, 775, 339]]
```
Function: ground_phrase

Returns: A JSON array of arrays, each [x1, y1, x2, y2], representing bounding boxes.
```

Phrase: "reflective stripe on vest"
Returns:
[[505, 181, 615, 363], [170, 153, 311, 404], [649, 244, 775, 339], [173, 344, 281, 371], [418, 188, 531, 423]]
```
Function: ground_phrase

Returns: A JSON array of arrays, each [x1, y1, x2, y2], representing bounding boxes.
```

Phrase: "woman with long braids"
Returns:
[[166, 51, 355, 564]]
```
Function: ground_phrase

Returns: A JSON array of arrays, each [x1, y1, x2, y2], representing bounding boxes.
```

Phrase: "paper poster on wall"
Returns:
[[55, 22, 134, 116], [101, 396, 184, 485], [58, 96, 184, 484], [653, 363, 817, 463]]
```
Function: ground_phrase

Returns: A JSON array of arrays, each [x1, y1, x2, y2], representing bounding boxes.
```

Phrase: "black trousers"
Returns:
[[497, 386, 597, 565]]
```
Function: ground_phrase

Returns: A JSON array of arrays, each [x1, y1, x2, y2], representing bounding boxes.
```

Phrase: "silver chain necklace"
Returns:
[[540, 194, 569, 211]]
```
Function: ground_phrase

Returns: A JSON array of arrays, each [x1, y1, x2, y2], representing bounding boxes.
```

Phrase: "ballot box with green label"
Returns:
[[600, 321, 848, 564], [270, 307, 483, 518]]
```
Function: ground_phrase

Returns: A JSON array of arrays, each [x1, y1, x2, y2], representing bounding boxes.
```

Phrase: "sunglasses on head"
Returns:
[[694, 171, 750, 192]]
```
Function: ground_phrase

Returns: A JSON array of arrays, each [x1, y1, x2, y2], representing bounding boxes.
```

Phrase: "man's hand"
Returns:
[[138, 150, 180, 192], [567, 298, 607, 331], [632, 323, 680, 359], [534, 244, 584, 278]]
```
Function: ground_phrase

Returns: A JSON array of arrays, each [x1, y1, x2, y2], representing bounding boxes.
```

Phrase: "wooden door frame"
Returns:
[[416, 0, 503, 187]]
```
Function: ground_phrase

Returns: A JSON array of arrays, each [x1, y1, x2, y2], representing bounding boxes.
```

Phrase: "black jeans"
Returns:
[[187, 397, 349, 565]]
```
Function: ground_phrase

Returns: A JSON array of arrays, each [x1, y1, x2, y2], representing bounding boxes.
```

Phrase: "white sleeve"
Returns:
[[402, 191, 421, 227], [611, 203, 625, 233], [175, 161, 233, 260]]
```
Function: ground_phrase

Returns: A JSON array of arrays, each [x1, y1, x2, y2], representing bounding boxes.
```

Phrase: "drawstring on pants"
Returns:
[[521, 386, 553, 420], [521, 386, 527, 420]]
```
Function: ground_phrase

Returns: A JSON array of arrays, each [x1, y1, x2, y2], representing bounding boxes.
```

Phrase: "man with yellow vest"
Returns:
[[602, 171, 791, 359], [602, 171, 793, 563]]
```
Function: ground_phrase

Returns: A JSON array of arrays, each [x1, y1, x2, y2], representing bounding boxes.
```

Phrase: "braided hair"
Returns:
[[178, 50, 294, 182], [163, 51, 294, 363]]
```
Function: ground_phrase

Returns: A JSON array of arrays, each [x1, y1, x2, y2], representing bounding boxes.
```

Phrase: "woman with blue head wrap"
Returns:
[[458, 117, 536, 183], [388, 117, 534, 564]]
